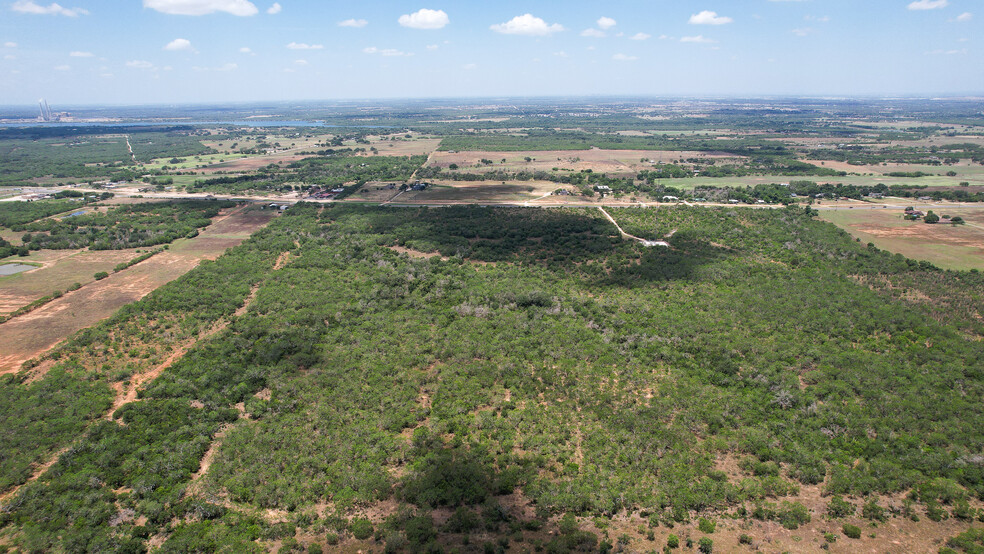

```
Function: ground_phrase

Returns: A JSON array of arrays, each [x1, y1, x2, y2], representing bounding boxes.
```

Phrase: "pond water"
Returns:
[[0, 263, 36, 276]]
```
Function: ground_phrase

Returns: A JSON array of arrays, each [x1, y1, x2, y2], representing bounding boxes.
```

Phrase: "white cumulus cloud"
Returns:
[[53, 64, 70, 70], [69, 50, 93, 57], [12, 1, 88, 17], [143, 0, 258, 16], [363, 46, 411, 56], [126, 60, 156, 69], [689, 10, 732, 25], [955, 12, 972, 21], [398, 8, 449, 30], [597, 16, 616, 30], [338, 18, 367, 27], [239, 46, 253, 53], [908, 0, 948, 9], [286, 42, 323, 50], [491, 14, 564, 36], [164, 38, 193, 51], [581, 28, 605, 38], [4, 42, 17, 48], [681, 35, 716, 43], [629, 32, 650, 40], [266, 2, 280, 14], [612, 53, 637, 61]]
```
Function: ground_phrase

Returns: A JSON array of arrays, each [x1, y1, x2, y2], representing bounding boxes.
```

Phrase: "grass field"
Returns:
[[820, 207, 984, 270], [429, 148, 741, 177], [0, 206, 277, 373], [0, 248, 144, 315]]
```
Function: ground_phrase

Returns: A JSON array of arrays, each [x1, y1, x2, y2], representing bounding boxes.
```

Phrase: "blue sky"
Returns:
[[0, 0, 980, 105]]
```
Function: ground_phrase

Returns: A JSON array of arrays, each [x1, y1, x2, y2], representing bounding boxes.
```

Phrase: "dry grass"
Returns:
[[820, 206, 984, 270], [0, 207, 277, 373], [429, 148, 743, 177], [0, 248, 143, 315]]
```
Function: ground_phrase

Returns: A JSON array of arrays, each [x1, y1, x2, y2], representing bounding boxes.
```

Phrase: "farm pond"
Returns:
[[0, 264, 36, 276]]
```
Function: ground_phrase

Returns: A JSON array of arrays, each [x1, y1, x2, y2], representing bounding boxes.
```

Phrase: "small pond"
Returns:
[[0, 263, 36, 276]]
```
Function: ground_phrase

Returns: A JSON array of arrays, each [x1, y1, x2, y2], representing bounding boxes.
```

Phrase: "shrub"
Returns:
[[826, 496, 855, 519], [953, 500, 975, 521], [945, 527, 984, 553], [404, 515, 436, 546], [778, 502, 811, 530], [698, 537, 713, 553], [698, 518, 716, 534], [444, 507, 480, 533], [349, 518, 373, 540], [558, 513, 578, 535], [667, 534, 679, 548], [862, 499, 887, 522], [926, 500, 949, 522], [739, 533, 753, 545], [545, 531, 598, 553], [843, 524, 862, 539], [94, 271, 109, 280]]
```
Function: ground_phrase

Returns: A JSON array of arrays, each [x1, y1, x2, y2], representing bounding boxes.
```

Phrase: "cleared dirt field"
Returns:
[[429, 148, 743, 177], [820, 207, 984, 270], [202, 154, 311, 173], [362, 137, 442, 157], [0, 206, 277, 373]]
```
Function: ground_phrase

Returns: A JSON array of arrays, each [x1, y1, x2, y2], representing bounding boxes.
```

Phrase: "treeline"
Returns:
[[0, 199, 76, 228], [16, 200, 234, 250], [0, 128, 212, 186], [806, 142, 984, 166], [188, 154, 426, 193]]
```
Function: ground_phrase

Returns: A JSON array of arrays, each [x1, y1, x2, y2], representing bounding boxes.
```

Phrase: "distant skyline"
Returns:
[[0, 0, 981, 105]]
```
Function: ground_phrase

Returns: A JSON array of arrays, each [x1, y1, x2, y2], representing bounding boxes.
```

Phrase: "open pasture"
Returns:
[[0, 248, 142, 315], [361, 136, 442, 157], [429, 148, 742, 177], [820, 206, 984, 270]]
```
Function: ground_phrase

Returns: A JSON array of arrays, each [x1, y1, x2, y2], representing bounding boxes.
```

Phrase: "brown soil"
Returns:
[[0, 207, 275, 374]]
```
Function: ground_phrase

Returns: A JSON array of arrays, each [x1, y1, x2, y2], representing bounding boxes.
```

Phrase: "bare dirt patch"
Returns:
[[387, 245, 447, 260]]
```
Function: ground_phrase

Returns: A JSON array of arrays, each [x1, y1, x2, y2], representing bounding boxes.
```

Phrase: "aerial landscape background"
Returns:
[[1, 1, 984, 553]]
